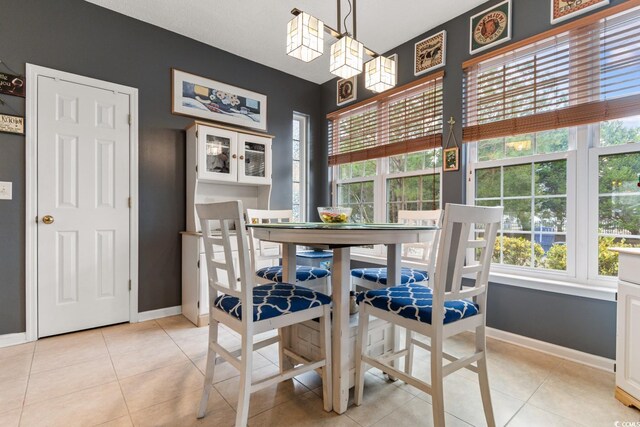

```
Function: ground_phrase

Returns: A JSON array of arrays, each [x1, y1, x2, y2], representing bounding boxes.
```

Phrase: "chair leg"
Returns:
[[319, 305, 333, 412], [278, 327, 293, 374], [354, 305, 370, 406], [476, 325, 496, 427], [404, 329, 413, 376], [235, 333, 254, 427], [197, 317, 219, 418], [430, 335, 445, 427]]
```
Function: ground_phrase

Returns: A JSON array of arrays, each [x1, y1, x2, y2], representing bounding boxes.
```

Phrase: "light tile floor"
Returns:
[[1, 315, 638, 426]]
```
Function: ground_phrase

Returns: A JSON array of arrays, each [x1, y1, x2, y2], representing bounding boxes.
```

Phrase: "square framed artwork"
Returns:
[[443, 147, 459, 172], [551, 0, 609, 24], [470, 0, 512, 55], [336, 76, 357, 106], [172, 69, 267, 131], [414, 30, 446, 76]]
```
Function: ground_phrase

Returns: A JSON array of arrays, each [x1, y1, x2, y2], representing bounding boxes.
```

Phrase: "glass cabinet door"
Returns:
[[238, 133, 271, 184], [197, 127, 238, 182]]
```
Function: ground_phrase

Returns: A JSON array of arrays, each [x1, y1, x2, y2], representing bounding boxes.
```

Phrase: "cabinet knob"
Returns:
[[239, 155, 244, 160], [232, 154, 237, 159]]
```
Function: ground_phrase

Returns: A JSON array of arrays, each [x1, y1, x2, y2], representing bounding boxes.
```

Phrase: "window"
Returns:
[[469, 117, 640, 283], [334, 149, 442, 255], [292, 114, 307, 222], [465, 4, 640, 286]]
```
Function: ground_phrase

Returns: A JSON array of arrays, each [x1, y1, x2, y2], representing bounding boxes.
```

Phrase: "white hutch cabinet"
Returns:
[[614, 248, 640, 410], [182, 121, 272, 326]]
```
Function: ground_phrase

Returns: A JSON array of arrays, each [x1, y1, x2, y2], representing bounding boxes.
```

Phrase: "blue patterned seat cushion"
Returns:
[[351, 267, 428, 285], [256, 265, 331, 282], [356, 283, 479, 325], [214, 283, 331, 321]]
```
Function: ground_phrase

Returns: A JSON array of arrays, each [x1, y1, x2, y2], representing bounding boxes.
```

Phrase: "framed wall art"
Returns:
[[336, 76, 357, 106], [414, 30, 446, 76], [172, 69, 267, 131], [551, 0, 609, 24], [443, 147, 459, 172], [470, 0, 512, 55]]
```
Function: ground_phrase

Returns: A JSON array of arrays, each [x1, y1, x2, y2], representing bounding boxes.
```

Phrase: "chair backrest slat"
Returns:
[[246, 209, 293, 272], [431, 204, 502, 321], [197, 201, 254, 313], [397, 209, 442, 277]]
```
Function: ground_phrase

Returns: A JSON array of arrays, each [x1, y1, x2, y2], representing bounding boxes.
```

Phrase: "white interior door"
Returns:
[[37, 75, 131, 337]]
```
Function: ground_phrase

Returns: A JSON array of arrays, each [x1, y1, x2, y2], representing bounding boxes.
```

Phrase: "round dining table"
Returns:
[[247, 222, 438, 414]]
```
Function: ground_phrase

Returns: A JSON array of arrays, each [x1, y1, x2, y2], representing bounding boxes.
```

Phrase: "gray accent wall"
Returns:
[[327, 0, 625, 359], [0, 0, 322, 334]]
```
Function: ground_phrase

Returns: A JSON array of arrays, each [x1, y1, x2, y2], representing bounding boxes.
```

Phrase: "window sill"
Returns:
[[349, 253, 617, 302]]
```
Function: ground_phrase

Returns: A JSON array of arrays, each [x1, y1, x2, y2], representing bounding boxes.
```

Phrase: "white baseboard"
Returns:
[[0, 332, 28, 349], [486, 327, 615, 372], [138, 306, 182, 322]]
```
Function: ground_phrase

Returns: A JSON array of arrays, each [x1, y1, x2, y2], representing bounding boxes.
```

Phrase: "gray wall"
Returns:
[[328, 0, 625, 359], [0, 0, 322, 334]]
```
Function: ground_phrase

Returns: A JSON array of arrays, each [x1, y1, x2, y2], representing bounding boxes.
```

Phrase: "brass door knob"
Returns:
[[42, 215, 55, 225]]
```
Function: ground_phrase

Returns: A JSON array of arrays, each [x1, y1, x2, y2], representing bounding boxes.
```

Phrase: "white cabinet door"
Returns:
[[617, 281, 640, 398], [238, 133, 271, 185], [197, 126, 238, 183], [37, 76, 131, 337]]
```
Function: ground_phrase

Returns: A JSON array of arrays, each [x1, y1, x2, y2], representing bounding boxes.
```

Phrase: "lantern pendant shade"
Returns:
[[286, 12, 324, 62], [330, 36, 364, 79], [365, 56, 397, 93]]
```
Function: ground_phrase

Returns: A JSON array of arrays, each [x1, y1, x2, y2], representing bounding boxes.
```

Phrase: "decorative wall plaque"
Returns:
[[0, 113, 24, 135], [336, 76, 357, 106], [0, 72, 25, 97]]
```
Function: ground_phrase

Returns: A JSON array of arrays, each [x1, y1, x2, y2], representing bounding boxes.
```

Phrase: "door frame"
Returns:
[[25, 64, 139, 341]]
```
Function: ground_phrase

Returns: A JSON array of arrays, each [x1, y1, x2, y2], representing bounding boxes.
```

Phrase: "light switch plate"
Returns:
[[0, 181, 12, 200]]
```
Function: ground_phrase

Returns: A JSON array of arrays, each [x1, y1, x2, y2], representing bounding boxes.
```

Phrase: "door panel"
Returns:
[[38, 76, 131, 337]]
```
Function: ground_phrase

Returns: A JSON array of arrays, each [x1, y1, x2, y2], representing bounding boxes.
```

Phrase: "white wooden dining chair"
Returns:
[[196, 201, 332, 426], [354, 204, 502, 427], [350, 209, 442, 291], [246, 208, 331, 294]]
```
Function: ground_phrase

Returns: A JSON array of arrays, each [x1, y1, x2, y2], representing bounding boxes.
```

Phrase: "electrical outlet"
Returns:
[[0, 181, 12, 200]]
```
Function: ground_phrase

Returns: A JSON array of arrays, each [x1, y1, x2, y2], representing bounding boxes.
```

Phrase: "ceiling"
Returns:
[[85, 0, 488, 84]]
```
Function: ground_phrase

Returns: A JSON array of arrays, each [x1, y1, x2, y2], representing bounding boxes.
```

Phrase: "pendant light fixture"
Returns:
[[287, 0, 396, 92], [286, 12, 324, 62]]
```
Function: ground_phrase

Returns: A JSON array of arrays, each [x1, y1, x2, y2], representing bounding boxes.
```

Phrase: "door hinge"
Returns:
[[35, 216, 38, 223], [615, 292, 618, 302], [128, 280, 132, 291], [128, 197, 132, 208], [197, 301, 200, 309], [197, 259, 200, 268], [195, 165, 198, 173], [128, 114, 132, 125], [614, 363, 617, 373]]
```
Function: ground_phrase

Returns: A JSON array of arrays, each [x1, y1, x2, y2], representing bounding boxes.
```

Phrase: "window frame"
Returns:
[[332, 153, 442, 256], [292, 113, 308, 222], [468, 120, 640, 289]]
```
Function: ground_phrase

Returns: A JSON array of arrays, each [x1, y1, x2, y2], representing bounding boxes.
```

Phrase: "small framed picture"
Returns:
[[414, 30, 446, 76], [336, 76, 357, 106], [443, 147, 459, 172], [551, 0, 609, 24], [470, 0, 512, 55]]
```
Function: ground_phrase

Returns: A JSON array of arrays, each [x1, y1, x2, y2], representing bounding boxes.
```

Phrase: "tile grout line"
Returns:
[[503, 358, 567, 427], [101, 327, 135, 425], [17, 345, 36, 427]]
